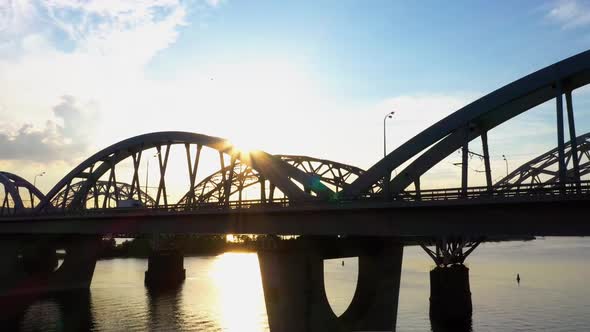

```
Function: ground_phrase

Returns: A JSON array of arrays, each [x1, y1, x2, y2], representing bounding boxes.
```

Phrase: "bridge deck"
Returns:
[[1, 190, 589, 237]]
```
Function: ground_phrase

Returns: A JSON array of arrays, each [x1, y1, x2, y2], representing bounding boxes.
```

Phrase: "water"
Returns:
[[15, 237, 590, 331]]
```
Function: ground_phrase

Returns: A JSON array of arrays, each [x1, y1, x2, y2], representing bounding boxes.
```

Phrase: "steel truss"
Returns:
[[495, 132, 590, 187], [0, 171, 45, 216], [420, 237, 482, 267], [50, 181, 156, 209], [177, 154, 376, 206]]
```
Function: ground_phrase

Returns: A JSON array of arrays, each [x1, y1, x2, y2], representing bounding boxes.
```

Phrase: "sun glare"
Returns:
[[229, 137, 261, 156]]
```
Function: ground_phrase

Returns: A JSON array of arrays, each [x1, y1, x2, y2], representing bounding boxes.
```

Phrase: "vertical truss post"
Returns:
[[185, 144, 202, 207], [224, 156, 237, 206], [481, 131, 492, 192], [269, 184, 276, 201], [556, 82, 567, 185], [565, 90, 581, 184], [260, 175, 267, 203], [102, 165, 118, 208], [155, 144, 171, 207], [130, 150, 143, 200], [62, 182, 71, 210], [461, 140, 469, 196], [90, 164, 99, 209], [414, 177, 421, 201], [28, 190, 34, 209]]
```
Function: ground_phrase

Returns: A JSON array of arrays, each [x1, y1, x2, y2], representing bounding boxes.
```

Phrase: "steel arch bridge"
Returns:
[[495, 132, 590, 187], [0, 171, 45, 216], [340, 49, 590, 199], [3, 49, 590, 218], [34, 132, 348, 213], [176, 154, 377, 207]]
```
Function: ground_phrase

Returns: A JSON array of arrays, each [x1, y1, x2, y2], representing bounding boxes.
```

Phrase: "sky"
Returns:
[[1, 0, 590, 197]]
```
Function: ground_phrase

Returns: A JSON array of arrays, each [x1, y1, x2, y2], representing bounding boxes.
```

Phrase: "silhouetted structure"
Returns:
[[145, 249, 186, 288], [1, 50, 590, 331]]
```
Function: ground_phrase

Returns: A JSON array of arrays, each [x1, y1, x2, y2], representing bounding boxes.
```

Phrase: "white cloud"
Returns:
[[0, 0, 37, 39], [0, 0, 191, 150], [205, 0, 223, 7], [546, 0, 590, 29], [0, 95, 99, 161]]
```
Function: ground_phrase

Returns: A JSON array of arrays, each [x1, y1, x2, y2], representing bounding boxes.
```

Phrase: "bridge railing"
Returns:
[[27, 197, 296, 217], [2, 181, 590, 218], [393, 181, 590, 202]]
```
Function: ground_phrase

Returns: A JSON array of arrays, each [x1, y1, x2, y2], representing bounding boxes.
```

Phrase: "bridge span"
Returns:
[[1, 185, 589, 237], [1, 50, 590, 331]]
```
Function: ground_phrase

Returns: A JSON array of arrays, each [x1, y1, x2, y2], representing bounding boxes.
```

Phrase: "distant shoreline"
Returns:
[[85, 235, 536, 261]]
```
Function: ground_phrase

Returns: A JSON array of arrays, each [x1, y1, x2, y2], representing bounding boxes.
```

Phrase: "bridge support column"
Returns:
[[257, 237, 403, 332], [421, 238, 479, 327], [51, 236, 101, 292], [144, 249, 186, 289], [429, 264, 472, 322], [22, 244, 58, 276], [0, 236, 100, 296], [0, 236, 100, 320]]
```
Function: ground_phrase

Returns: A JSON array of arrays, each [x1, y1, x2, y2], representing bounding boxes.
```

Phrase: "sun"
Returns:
[[228, 134, 263, 155]]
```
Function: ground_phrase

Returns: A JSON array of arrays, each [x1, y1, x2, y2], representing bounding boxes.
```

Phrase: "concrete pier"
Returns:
[[429, 264, 472, 323], [0, 236, 100, 297], [21, 245, 58, 275], [0, 236, 100, 320], [144, 249, 186, 288], [258, 237, 403, 332]]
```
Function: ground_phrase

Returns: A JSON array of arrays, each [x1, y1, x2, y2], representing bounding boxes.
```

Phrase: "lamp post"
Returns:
[[383, 111, 395, 197], [145, 152, 160, 205], [502, 155, 509, 177], [32, 171, 45, 207], [383, 111, 395, 157]]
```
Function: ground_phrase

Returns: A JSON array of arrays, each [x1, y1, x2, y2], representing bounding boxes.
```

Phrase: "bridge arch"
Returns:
[[0, 171, 45, 215], [341, 50, 590, 197], [37, 131, 332, 212], [177, 155, 376, 206], [495, 132, 590, 187]]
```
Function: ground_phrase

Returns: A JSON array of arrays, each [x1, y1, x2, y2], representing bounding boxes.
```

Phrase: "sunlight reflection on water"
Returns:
[[209, 253, 268, 332]]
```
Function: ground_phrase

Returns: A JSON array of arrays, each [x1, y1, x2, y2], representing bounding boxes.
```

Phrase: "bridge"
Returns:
[[1, 50, 590, 331]]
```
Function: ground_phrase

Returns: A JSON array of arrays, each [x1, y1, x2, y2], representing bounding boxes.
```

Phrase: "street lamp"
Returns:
[[502, 155, 509, 177], [32, 171, 45, 207], [383, 111, 395, 157], [145, 152, 160, 204], [382, 111, 395, 196]]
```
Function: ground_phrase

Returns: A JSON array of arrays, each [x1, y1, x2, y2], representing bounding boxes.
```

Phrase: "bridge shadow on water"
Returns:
[[146, 284, 185, 331], [2, 290, 95, 332], [1, 286, 190, 332], [430, 318, 473, 332]]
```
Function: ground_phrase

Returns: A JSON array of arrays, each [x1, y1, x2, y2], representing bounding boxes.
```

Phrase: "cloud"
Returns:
[[0, 95, 99, 161], [546, 0, 590, 29], [0, 0, 193, 160], [205, 0, 223, 7], [0, 1, 188, 67]]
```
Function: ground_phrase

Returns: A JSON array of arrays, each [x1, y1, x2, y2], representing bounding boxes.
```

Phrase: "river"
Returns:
[[15, 237, 590, 331]]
